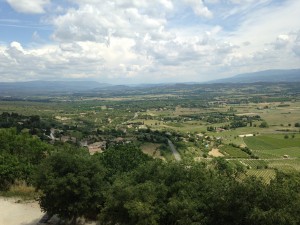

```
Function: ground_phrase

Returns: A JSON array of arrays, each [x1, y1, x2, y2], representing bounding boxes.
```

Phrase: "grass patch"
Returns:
[[0, 182, 38, 201], [244, 134, 300, 151], [268, 159, 300, 172], [165, 122, 184, 127], [220, 145, 249, 158], [141, 142, 164, 159], [258, 147, 300, 158]]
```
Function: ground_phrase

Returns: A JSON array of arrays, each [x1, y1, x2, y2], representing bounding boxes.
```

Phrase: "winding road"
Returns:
[[168, 139, 182, 161]]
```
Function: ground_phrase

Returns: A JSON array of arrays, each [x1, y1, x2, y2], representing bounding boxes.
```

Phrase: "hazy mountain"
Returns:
[[0, 81, 110, 95], [210, 69, 300, 83], [1, 69, 300, 97]]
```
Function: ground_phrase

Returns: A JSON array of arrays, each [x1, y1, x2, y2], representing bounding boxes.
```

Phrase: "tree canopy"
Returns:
[[0, 128, 52, 190], [34, 148, 107, 222]]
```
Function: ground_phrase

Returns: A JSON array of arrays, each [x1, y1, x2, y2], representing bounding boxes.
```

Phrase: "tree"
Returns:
[[212, 157, 235, 176], [34, 148, 107, 224], [259, 121, 269, 128], [0, 153, 21, 191], [98, 144, 152, 179], [0, 128, 52, 189]]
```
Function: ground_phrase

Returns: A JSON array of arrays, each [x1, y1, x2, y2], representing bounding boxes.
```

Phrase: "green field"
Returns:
[[244, 134, 300, 151], [268, 159, 300, 172], [220, 145, 249, 158], [242, 134, 300, 172]]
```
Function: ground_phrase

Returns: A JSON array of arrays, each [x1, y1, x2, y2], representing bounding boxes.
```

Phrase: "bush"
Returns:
[[259, 121, 269, 128]]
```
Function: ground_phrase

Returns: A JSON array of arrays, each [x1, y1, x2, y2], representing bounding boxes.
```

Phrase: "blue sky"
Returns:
[[0, 0, 299, 83]]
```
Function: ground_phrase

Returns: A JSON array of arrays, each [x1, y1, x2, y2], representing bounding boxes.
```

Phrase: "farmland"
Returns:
[[1, 82, 300, 183], [1, 81, 300, 224], [244, 134, 300, 151]]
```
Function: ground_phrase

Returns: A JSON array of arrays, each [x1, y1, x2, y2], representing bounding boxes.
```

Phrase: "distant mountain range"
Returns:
[[210, 69, 300, 83], [0, 80, 110, 95], [0, 69, 299, 96]]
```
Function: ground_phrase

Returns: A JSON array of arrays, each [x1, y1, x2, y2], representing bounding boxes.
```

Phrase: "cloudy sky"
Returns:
[[0, 0, 299, 84]]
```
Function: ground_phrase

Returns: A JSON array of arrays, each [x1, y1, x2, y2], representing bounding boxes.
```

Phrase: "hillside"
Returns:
[[210, 69, 300, 83], [0, 81, 110, 95]]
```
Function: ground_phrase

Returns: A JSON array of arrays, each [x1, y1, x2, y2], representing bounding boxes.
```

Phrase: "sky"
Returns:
[[0, 0, 300, 84]]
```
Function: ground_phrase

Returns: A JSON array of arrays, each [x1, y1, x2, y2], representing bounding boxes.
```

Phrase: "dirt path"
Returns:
[[0, 197, 43, 225]]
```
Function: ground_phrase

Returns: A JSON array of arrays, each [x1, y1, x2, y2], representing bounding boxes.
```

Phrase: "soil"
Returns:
[[208, 148, 224, 157], [0, 197, 98, 225], [0, 197, 43, 225]]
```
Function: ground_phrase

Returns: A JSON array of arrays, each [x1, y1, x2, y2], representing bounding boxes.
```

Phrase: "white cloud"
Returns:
[[229, 0, 260, 4], [0, 37, 154, 82], [183, 0, 213, 18], [229, 1, 300, 47], [292, 31, 300, 57], [10, 41, 24, 52], [0, 0, 300, 83], [6, 0, 50, 14], [51, 1, 171, 44], [273, 34, 290, 49]]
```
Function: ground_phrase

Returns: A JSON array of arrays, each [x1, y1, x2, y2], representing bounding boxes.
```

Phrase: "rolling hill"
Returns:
[[210, 69, 300, 83]]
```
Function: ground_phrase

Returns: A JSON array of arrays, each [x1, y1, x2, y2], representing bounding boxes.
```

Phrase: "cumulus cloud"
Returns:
[[273, 34, 290, 49], [10, 41, 24, 52], [0, 37, 154, 82], [292, 32, 300, 57], [6, 0, 50, 14], [184, 0, 213, 18], [51, 0, 174, 43], [0, 0, 300, 83]]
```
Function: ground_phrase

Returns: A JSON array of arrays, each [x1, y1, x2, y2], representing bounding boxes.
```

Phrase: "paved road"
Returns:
[[167, 139, 181, 161], [133, 112, 139, 119]]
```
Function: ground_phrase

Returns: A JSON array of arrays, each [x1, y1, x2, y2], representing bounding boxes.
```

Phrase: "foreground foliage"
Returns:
[[34, 148, 107, 222], [33, 144, 300, 225], [1, 125, 299, 224], [0, 128, 52, 190]]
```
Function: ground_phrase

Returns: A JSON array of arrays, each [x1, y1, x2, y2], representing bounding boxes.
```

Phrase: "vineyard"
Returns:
[[239, 159, 268, 169], [246, 169, 276, 183], [220, 145, 249, 158], [224, 134, 300, 181], [251, 150, 277, 159], [268, 158, 300, 171]]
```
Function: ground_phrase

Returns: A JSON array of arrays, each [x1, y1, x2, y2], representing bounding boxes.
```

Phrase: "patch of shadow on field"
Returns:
[[20, 218, 41, 225]]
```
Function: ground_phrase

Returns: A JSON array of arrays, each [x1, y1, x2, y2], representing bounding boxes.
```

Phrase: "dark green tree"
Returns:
[[259, 121, 269, 128], [0, 128, 52, 189], [98, 144, 152, 179], [0, 153, 21, 190], [34, 148, 107, 223]]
